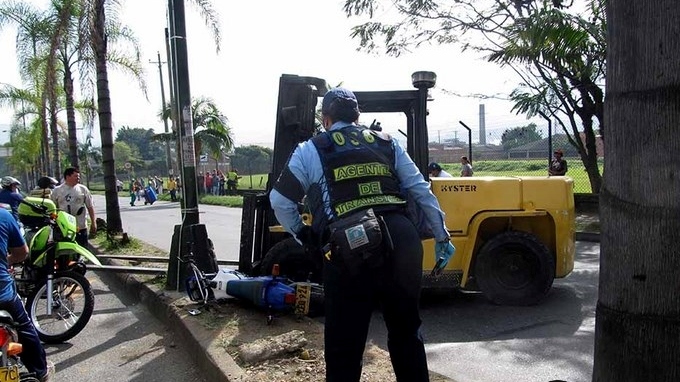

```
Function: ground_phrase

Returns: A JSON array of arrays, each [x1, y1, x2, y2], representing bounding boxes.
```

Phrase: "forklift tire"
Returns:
[[474, 230, 555, 306], [259, 238, 321, 283]]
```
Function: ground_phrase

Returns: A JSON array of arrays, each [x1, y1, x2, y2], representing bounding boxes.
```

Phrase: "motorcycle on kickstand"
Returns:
[[12, 178, 100, 344]]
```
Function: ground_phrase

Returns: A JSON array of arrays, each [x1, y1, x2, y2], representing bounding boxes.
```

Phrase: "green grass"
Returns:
[[157, 192, 244, 207], [235, 174, 268, 190]]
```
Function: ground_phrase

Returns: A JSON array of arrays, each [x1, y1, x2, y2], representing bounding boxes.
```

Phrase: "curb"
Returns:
[[90, 244, 245, 382]]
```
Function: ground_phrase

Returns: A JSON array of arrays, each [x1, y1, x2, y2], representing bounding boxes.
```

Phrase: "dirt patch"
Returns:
[[173, 297, 452, 382]]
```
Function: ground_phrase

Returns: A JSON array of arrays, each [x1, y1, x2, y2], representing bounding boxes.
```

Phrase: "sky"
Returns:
[[0, 0, 544, 149]]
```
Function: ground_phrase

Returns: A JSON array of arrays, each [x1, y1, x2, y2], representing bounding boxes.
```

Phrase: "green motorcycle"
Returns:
[[14, 179, 100, 344]]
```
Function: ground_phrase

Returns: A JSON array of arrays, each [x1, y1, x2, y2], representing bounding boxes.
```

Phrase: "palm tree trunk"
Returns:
[[92, 0, 122, 233], [49, 101, 60, 178], [64, 64, 79, 168], [39, 102, 51, 176], [593, 1, 680, 380]]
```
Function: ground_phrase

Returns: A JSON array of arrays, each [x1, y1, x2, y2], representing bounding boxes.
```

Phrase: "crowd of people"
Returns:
[[197, 169, 241, 196], [126, 174, 176, 206], [121, 168, 242, 206]]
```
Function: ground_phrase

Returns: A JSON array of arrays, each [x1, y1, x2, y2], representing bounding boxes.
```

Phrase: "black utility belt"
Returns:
[[325, 208, 395, 276]]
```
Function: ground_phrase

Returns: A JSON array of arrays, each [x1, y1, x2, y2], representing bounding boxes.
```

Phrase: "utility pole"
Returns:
[[165, 27, 177, 176], [168, 0, 199, 225], [150, 51, 174, 176], [166, 0, 214, 292]]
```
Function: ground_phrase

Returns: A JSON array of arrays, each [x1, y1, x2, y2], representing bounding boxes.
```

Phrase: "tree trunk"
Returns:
[[578, 115, 602, 193], [49, 100, 60, 179], [39, 101, 51, 176], [593, 1, 680, 381], [92, 0, 122, 233], [64, 64, 79, 168]]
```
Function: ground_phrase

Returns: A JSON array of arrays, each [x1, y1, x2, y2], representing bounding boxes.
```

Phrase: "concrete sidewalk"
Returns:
[[90, 247, 246, 382]]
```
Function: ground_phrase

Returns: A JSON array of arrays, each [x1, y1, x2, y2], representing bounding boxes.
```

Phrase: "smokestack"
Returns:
[[479, 104, 486, 145]]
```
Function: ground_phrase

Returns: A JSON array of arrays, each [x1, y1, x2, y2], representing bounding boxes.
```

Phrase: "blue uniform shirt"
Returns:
[[0, 189, 24, 222], [270, 121, 450, 242], [0, 208, 26, 302]]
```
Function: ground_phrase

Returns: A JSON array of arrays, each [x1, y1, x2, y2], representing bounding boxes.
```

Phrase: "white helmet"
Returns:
[[0, 176, 21, 189]]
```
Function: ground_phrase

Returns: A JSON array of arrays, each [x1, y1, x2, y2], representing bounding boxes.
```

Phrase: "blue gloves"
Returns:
[[432, 240, 456, 276]]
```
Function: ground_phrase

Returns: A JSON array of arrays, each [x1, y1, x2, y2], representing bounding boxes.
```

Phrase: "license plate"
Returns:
[[294, 283, 311, 316], [0, 365, 19, 382]]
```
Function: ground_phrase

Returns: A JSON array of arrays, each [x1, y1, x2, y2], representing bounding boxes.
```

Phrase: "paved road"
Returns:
[[92, 195, 241, 262], [45, 270, 206, 382], [92, 195, 598, 382]]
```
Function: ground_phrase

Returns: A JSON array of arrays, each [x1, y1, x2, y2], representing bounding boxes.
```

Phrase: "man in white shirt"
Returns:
[[428, 162, 453, 178], [51, 167, 97, 248]]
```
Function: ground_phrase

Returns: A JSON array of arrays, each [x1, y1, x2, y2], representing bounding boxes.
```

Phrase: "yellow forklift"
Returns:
[[238, 72, 574, 306]]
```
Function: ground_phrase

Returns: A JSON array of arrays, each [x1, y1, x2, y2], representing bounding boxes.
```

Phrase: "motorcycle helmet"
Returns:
[[0, 176, 21, 189], [37, 176, 59, 190]]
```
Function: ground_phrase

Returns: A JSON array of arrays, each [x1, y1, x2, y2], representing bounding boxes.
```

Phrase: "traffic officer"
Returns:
[[269, 87, 455, 382]]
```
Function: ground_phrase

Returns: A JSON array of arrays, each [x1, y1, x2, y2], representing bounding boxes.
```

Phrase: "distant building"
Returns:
[[0, 146, 12, 174]]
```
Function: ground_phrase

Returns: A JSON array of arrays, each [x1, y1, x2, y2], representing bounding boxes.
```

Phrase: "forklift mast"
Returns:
[[239, 72, 436, 274]]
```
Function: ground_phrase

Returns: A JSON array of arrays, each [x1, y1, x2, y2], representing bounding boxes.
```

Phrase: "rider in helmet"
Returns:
[[0, 176, 24, 222]]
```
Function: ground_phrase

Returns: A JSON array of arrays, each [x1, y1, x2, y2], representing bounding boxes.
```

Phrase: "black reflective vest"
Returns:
[[311, 125, 406, 220]]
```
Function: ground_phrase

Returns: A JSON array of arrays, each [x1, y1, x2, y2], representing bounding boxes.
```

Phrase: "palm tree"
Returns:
[[155, 96, 234, 164], [57, 0, 145, 168], [593, 0, 680, 381], [0, 82, 70, 176], [82, 0, 222, 234], [4, 121, 42, 187], [81, 0, 123, 232], [0, 0, 55, 175]]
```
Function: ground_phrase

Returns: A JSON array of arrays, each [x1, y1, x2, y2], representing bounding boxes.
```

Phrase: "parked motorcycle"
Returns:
[[13, 178, 100, 344], [0, 310, 41, 381]]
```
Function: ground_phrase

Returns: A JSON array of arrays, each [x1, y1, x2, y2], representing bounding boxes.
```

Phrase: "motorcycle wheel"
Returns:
[[19, 374, 40, 382], [25, 270, 95, 344]]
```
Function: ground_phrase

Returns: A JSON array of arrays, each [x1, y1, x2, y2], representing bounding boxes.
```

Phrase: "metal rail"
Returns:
[[88, 264, 166, 274], [89, 256, 238, 274], [95, 254, 239, 266]]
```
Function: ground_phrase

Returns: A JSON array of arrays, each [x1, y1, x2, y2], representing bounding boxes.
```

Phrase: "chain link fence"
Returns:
[[428, 129, 603, 194]]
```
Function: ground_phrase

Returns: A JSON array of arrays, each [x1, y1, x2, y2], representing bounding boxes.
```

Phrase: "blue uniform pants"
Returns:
[[0, 294, 47, 378], [323, 212, 429, 382]]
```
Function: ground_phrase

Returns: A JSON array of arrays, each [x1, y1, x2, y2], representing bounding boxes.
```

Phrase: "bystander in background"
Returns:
[[460, 156, 473, 177], [428, 162, 453, 178], [549, 150, 568, 176]]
